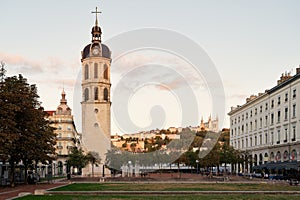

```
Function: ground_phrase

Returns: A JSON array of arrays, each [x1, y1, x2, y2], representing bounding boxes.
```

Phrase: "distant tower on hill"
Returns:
[[200, 115, 219, 133]]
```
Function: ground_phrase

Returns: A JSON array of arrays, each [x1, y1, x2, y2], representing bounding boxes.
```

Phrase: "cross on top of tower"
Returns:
[[91, 7, 101, 27]]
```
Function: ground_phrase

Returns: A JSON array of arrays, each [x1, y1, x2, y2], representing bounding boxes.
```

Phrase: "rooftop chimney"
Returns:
[[296, 65, 300, 74], [277, 71, 292, 85]]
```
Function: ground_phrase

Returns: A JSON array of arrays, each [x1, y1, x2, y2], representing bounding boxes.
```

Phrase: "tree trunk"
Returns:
[[177, 163, 181, 178], [24, 160, 28, 185], [35, 160, 38, 175], [9, 160, 15, 188], [92, 163, 94, 177]]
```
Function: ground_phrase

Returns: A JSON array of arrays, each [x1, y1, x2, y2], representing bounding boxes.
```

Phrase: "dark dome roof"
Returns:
[[92, 26, 101, 33], [82, 43, 111, 60]]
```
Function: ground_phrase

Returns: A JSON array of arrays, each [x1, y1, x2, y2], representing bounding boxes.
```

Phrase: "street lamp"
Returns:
[[128, 161, 132, 177], [196, 160, 199, 174]]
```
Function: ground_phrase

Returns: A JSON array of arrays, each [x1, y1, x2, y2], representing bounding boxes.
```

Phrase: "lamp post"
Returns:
[[196, 160, 199, 174], [128, 161, 132, 177]]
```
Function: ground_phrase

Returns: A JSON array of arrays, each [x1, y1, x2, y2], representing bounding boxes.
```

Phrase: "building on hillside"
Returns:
[[46, 90, 81, 176], [228, 67, 300, 173], [122, 132, 156, 140], [168, 127, 178, 133], [199, 116, 219, 133]]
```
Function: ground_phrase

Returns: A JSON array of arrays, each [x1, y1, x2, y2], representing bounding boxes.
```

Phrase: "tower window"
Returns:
[[94, 87, 99, 100], [84, 88, 89, 101], [94, 63, 98, 78], [104, 64, 108, 79], [85, 64, 89, 80], [104, 88, 108, 101]]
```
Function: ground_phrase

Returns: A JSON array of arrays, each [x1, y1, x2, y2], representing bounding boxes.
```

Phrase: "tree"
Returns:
[[130, 143, 136, 152], [219, 143, 236, 173], [66, 148, 88, 174], [0, 61, 6, 82], [13, 79, 56, 184], [86, 151, 101, 177], [0, 69, 20, 187], [198, 142, 220, 171], [0, 65, 56, 187]]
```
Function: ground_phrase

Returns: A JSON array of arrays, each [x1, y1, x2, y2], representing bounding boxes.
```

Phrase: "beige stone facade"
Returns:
[[46, 90, 81, 176], [228, 68, 300, 173], [80, 14, 112, 176]]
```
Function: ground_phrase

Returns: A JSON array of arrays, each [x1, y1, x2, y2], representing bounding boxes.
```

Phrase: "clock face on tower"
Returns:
[[92, 47, 100, 56]]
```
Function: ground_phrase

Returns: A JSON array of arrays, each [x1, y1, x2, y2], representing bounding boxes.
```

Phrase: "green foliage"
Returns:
[[66, 148, 88, 170], [86, 151, 101, 177], [107, 128, 237, 172], [0, 64, 56, 186]]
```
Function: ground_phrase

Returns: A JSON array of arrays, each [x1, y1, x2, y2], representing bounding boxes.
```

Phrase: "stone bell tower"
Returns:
[[81, 7, 111, 176]]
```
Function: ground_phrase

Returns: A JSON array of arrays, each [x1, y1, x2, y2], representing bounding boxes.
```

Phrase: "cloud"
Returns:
[[228, 94, 248, 100], [36, 78, 76, 88], [0, 52, 76, 75], [0, 52, 44, 73], [155, 78, 186, 91], [113, 52, 210, 92]]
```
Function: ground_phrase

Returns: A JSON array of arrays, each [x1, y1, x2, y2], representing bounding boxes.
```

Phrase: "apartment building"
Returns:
[[228, 68, 300, 172]]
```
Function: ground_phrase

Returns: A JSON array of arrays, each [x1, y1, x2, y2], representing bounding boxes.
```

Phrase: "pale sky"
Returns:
[[1, 0, 300, 134]]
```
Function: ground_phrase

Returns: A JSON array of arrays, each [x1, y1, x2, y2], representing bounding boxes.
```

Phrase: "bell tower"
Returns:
[[81, 7, 111, 176]]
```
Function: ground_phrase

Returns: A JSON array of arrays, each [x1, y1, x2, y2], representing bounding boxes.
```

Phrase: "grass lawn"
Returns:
[[50, 183, 300, 192], [17, 194, 300, 200]]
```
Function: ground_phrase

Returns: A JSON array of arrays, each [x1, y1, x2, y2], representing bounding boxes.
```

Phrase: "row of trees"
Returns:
[[0, 62, 57, 187], [106, 129, 244, 174], [66, 148, 101, 177]]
